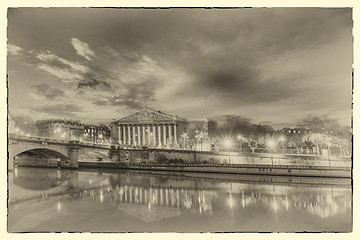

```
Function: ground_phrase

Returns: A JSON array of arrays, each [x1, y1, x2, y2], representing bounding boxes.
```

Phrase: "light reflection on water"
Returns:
[[8, 167, 352, 232]]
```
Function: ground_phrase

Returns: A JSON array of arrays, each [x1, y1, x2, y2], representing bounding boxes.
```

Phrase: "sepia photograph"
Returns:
[[6, 7, 353, 233]]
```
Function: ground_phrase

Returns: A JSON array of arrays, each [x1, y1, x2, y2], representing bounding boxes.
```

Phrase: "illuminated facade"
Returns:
[[111, 108, 218, 149], [36, 119, 83, 140], [36, 119, 111, 143], [111, 108, 187, 148]]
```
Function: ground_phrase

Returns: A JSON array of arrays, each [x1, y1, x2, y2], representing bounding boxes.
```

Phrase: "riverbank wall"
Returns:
[[114, 147, 351, 168], [77, 162, 351, 178]]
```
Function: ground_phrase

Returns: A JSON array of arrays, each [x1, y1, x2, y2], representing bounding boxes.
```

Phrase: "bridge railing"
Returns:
[[9, 134, 112, 148], [9, 134, 69, 144], [78, 141, 113, 148]]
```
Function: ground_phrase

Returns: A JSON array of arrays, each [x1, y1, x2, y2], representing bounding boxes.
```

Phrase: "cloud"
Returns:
[[86, 50, 166, 109], [33, 50, 112, 91], [37, 63, 83, 82], [36, 51, 89, 73], [77, 72, 111, 90], [30, 83, 65, 100], [7, 8, 352, 126], [91, 86, 155, 110], [35, 51, 88, 82], [8, 43, 23, 55], [71, 38, 95, 60], [33, 103, 84, 117]]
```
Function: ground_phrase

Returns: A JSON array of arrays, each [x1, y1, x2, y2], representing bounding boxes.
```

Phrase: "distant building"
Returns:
[[186, 118, 218, 138], [35, 109, 217, 149], [111, 108, 187, 148], [83, 124, 112, 144], [36, 119, 83, 140], [111, 108, 217, 150], [280, 127, 311, 135], [36, 119, 111, 143]]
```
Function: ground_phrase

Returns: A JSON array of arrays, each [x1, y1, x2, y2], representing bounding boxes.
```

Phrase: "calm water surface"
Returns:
[[8, 167, 352, 232]]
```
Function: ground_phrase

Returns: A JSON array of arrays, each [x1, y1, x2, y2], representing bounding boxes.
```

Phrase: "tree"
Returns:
[[287, 133, 305, 153], [298, 115, 351, 156], [215, 115, 274, 153], [180, 132, 190, 149], [246, 134, 265, 153], [9, 114, 38, 136]]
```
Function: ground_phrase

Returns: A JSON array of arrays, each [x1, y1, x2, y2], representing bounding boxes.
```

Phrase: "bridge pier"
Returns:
[[67, 141, 81, 169], [8, 153, 15, 171]]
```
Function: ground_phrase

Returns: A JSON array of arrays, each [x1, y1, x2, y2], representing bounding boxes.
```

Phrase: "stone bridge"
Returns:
[[8, 135, 113, 170]]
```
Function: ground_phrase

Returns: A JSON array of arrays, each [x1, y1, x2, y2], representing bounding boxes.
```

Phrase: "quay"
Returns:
[[78, 161, 351, 178]]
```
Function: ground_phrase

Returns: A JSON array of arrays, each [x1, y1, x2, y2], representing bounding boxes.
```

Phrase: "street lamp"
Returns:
[[237, 135, 245, 153], [266, 138, 277, 165], [266, 138, 277, 153], [223, 138, 233, 164], [279, 136, 286, 154]]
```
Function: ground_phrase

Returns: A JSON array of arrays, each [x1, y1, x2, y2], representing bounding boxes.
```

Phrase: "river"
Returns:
[[8, 167, 352, 232]]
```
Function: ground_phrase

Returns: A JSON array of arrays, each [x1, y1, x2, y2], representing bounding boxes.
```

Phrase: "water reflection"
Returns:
[[8, 167, 352, 232]]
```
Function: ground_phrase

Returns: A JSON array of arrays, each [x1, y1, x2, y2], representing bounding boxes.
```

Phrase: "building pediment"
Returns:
[[118, 108, 178, 122]]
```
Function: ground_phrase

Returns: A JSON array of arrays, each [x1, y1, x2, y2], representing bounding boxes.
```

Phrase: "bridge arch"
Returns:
[[8, 137, 113, 169], [8, 142, 69, 169], [78, 150, 110, 162], [11, 148, 69, 167]]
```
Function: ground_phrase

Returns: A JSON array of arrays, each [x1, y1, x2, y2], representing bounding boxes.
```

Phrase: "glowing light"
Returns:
[[100, 190, 104, 203], [57, 170, 61, 179], [279, 136, 286, 142], [223, 138, 233, 149], [266, 138, 277, 149], [271, 196, 279, 213], [237, 135, 245, 141], [227, 194, 235, 209], [57, 201, 62, 212]]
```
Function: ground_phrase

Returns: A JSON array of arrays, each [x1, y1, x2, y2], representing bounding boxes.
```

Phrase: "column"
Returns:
[[147, 125, 151, 146], [168, 124, 172, 145], [142, 125, 146, 145], [163, 125, 166, 146], [118, 125, 122, 144], [132, 125, 136, 146], [157, 125, 162, 146], [127, 125, 131, 145], [137, 126, 141, 146], [174, 124, 177, 144], [123, 125, 126, 145], [152, 125, 156, 146]]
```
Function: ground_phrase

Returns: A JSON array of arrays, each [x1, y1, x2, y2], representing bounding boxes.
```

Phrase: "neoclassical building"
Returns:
[[111, 108, 187, 148]]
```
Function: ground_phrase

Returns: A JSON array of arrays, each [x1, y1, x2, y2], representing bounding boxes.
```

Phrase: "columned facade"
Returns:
[[117, 122, 179, 147], [112, 108, 186, 148]]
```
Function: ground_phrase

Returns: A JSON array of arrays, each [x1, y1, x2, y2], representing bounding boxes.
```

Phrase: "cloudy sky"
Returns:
[[7, 8, 352, 128]]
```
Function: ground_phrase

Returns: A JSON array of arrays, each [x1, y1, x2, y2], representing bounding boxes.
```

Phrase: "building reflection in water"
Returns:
[[9, 168, 352, 230], [72, 173, 351, 223]]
